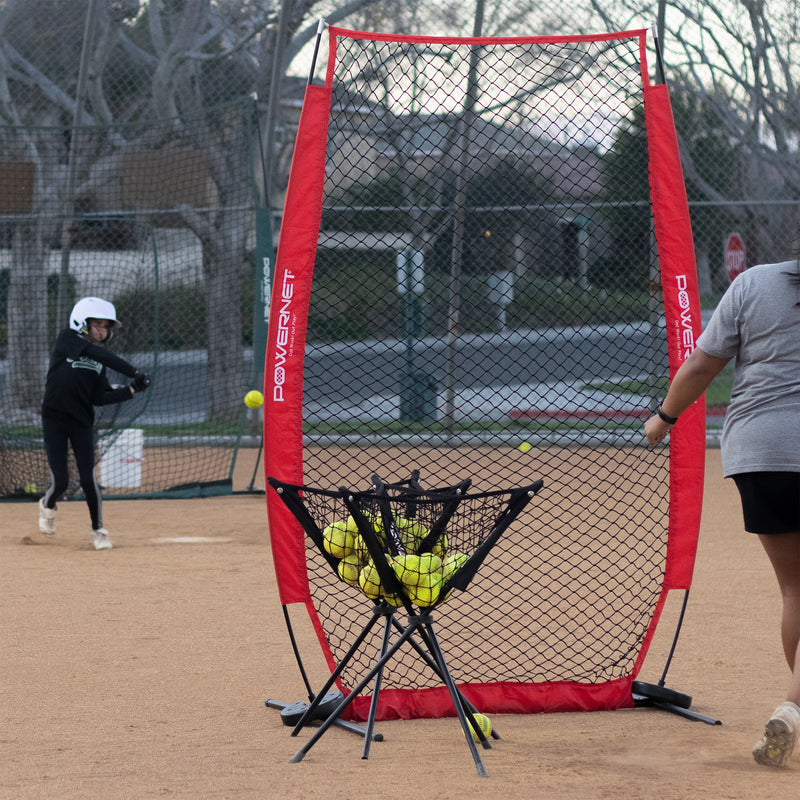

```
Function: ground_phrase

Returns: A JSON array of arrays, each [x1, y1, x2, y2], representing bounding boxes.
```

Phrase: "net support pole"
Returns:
[[308, 20, 326, 84], [658, 588, 690, 687]]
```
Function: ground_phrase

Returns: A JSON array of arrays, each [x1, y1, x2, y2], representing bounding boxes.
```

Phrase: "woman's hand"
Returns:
[[644, 414, 672, 445]]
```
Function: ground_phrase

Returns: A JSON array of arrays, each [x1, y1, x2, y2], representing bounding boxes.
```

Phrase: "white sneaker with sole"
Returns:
[[92, 528, 113, 550], [752, 701, 800, 767], [38, 498, 56, 535]]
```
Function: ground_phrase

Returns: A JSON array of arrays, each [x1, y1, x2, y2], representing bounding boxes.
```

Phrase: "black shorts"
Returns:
[[731, 472, 800, 535]]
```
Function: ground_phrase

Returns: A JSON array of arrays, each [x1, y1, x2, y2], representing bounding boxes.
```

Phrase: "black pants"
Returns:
[[42, 415, 102, 530]]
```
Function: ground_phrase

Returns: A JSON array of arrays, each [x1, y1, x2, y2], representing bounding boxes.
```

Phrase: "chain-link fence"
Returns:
[[0, 98, 264, 498]]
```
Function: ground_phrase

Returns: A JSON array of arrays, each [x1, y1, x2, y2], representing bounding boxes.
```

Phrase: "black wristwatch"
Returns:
[[657, 404, 678, 425]]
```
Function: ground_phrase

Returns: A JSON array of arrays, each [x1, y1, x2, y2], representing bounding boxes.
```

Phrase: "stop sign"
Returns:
[[724, 232, 746, 283]]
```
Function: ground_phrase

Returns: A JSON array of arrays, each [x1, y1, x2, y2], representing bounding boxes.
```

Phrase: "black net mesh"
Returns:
[[289, 31, 671, 693], [272, 473, 544, 689], [280, 35, 669, 687], [295, 454, 667, 689]]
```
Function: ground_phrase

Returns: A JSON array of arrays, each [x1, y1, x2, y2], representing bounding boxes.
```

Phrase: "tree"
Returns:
[[0, 0, 381, 420], [600, 101, 651, 290], [668, 87, 745, 293], [0, 0, 625, 420], [601, 87, 745, 295], [589, 0, 800, 273]]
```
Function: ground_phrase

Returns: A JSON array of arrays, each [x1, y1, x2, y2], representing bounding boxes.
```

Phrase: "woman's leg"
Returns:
[[758, 532, 800, 705], [69, 424, 103, 531], [41, 416, 71, 506], [751, 532, 800, 767]]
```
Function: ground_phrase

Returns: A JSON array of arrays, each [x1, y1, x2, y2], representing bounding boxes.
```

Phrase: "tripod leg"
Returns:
[[392, 615, 500, 740], [291, 608, 383, 736], [423, 621, 489, 778], [290, 622, 418, 764], [362, 611, 394, 759]]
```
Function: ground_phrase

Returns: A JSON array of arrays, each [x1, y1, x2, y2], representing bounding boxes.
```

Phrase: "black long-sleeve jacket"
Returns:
[[42, 328, 138, 426]]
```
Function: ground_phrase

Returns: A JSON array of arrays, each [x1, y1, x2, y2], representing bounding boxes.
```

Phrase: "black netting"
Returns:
[[295, 450, 666, 689], [292, 32, 670, 693]]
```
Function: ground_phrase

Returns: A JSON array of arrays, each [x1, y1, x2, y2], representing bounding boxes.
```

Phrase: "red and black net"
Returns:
[[264, 28, 704, 719]]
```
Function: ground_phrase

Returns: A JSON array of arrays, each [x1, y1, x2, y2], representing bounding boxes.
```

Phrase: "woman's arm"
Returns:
[[80, 340, 139, 378], [644, 347, 730, 445]]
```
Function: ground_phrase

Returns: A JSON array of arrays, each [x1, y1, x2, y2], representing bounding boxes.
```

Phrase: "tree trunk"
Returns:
[[6, 220, 49, 422], [202, 209, 249, 421]]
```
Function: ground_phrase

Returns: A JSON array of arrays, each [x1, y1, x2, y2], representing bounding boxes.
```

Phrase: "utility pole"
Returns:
[[57, 0, 99, 332]]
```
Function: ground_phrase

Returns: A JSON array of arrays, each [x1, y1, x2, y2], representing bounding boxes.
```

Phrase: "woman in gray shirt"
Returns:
[[645, 259, 800, 768]]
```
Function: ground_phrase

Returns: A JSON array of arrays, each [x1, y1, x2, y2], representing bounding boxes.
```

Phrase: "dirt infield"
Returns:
[[3, 449, 800, 799]]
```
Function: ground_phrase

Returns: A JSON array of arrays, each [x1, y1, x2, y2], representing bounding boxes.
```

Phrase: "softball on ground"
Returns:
[[464, 713, 492, 742], [518, 441, 532, 453], [244, 390, 264, 409]]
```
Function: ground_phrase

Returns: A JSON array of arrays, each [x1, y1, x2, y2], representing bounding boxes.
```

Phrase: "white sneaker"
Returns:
[[753, 701, 800, 767], [92, 528, 113, 550], [38, 498, 56, 535]]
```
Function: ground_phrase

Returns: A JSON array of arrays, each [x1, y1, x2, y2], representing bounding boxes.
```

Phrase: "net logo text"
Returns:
[[272, 269, 295, 402], [676, 274, 695, 361]]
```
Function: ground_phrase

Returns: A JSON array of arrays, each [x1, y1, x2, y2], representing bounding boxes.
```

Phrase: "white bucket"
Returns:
[[100, 429, 144, 488]]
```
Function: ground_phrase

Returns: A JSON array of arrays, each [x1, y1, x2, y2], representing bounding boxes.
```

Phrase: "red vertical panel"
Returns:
[[645, 83, 705, 591], [264, 84, 332, 605]]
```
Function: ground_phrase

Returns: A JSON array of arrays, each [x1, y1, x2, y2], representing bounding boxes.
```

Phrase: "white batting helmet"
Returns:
[[69, 297, 121, 339]]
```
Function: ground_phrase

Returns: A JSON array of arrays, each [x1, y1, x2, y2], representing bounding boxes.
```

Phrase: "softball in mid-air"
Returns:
[[244, 390, 264, 409]]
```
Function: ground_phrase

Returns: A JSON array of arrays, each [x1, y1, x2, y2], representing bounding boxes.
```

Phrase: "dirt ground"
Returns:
[[3, 448, 800, 799]]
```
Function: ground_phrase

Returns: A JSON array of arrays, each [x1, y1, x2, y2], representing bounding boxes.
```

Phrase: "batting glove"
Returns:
[[131, 372, 151, 392]]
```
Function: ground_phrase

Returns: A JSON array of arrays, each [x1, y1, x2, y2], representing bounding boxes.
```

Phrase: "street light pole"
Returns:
[[443, 0, 485, 433]]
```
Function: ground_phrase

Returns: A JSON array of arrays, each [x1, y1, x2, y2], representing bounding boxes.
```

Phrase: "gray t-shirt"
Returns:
[[696, 260, 800, 476]]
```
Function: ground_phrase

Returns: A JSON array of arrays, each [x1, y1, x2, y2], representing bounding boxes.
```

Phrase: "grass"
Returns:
[[302, 417, 644, 438], [581, 363, 734, 409]]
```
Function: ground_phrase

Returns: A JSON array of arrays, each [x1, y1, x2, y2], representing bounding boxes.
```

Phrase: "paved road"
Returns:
[[0, 322, 669, 427], [302, 321, 667, 422]]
